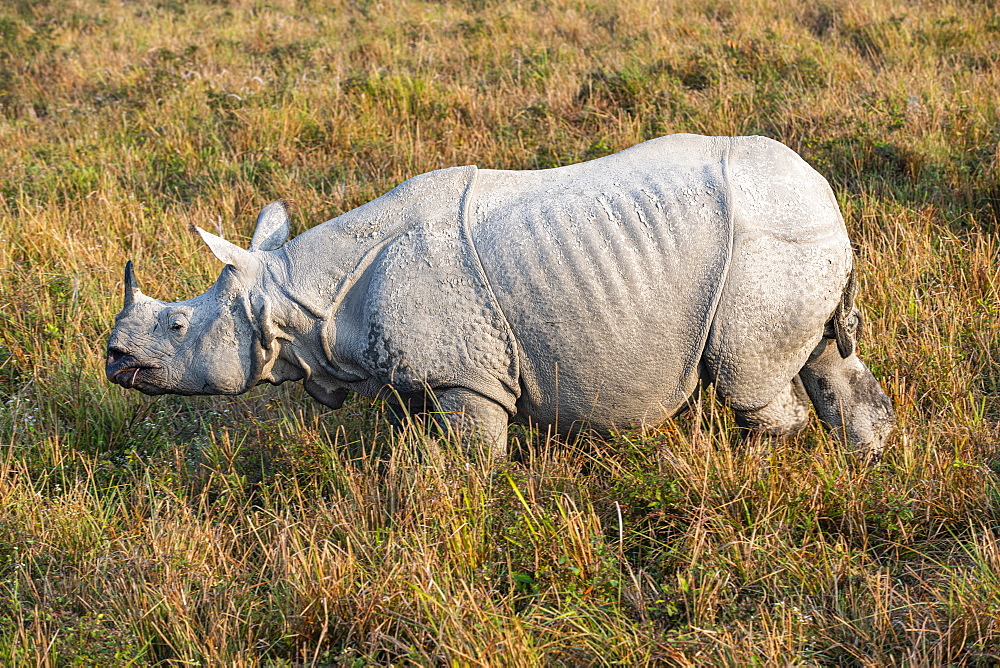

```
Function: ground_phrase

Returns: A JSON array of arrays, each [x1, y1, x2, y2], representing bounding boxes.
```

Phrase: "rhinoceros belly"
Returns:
[[469, 135, 735, 432]]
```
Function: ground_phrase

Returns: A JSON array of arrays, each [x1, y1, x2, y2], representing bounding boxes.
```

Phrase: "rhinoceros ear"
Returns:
[[194, 226, 257, 273], [249, 200, 290, 252]]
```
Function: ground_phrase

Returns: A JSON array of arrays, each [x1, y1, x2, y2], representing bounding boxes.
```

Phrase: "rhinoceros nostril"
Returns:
[[106, 347, 127, 366]]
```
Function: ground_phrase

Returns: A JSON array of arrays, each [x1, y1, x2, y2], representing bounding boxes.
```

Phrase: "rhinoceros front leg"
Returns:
[[431, 388, 510, 460], [799, 338, 895, 459], [387, 388, 509, 460]]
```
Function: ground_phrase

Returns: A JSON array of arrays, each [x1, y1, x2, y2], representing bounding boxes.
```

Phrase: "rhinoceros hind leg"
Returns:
[[733, 376, 811, 437], [430, 388, 510, 460], [799, 338, 895, 459]]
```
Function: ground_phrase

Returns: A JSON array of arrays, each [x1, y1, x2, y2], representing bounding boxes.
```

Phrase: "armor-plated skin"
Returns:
[[106, 134, 895, 458]]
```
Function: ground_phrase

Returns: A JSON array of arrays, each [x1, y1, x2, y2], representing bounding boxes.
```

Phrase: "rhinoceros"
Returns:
[[106, 134, 894, 458]]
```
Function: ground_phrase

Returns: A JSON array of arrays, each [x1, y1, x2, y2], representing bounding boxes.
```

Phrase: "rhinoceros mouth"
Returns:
[[110, 365, 161, 390]]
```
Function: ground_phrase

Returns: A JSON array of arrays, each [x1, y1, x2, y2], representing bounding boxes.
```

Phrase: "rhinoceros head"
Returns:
[[105, 201, 290, 396]]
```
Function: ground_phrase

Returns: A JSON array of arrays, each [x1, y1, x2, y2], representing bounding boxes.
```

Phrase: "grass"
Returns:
[[0, 0, 998, 664]]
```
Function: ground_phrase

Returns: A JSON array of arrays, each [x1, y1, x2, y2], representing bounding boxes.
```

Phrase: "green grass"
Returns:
[[0, 0, 998, 664]]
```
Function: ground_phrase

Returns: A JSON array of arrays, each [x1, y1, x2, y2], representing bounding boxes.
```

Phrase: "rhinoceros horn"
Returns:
[[123, 260, 139, 308]]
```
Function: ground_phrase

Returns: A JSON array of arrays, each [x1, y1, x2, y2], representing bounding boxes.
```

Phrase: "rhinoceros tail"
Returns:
[[832, 267, 863, 358]]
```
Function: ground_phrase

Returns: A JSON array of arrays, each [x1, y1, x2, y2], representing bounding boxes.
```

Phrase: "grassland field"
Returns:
[[0, 0, 999, 664]]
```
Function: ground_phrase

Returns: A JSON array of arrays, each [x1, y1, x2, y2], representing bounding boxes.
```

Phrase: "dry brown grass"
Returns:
[[0, 0, 998, 664]]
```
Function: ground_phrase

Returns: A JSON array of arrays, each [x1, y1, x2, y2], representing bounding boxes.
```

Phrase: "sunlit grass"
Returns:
[[0, 0, 998, 663]]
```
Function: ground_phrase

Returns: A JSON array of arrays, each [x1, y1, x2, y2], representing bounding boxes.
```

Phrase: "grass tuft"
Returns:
[[0, 0, 998, 663]]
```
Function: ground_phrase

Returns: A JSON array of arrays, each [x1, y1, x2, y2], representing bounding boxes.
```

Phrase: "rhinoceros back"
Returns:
[[469, 134, 736, 431]]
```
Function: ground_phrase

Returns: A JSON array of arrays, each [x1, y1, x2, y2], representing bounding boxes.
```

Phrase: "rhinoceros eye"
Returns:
[[168, 313, 189, 334]]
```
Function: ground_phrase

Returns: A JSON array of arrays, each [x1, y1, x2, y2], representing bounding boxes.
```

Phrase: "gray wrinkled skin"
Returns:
[[106, 134, 895, 459]]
